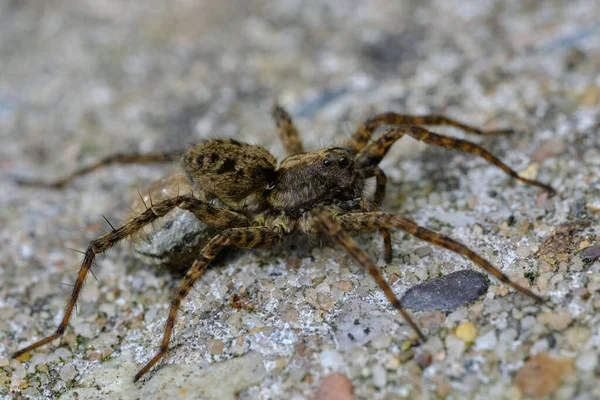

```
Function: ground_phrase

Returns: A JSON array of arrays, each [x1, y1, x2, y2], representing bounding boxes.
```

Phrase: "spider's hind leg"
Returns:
[[17, 150, 186, 189], [12, 196, 250, 360], [134, 226, 281, 381]]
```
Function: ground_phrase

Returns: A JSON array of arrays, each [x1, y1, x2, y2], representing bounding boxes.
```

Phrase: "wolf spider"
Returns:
[[13, 104, 555, 382]]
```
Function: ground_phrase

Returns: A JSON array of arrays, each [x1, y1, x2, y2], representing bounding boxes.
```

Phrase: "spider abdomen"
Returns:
[[182, 139, 277, 212]]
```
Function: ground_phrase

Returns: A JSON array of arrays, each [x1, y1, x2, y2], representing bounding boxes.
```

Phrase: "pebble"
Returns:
[[401, 270, 489, 312], [418, 311, 446, 329], [11, 360, 26, 379], [207, 339, 225, 355], [55, 348, 72, 360], [575, 352, 598, 372], [516, 246, 531, 258], [455, 321, 478, 343], [514, 353, 574, 397], [414, 352, 432, 368], [414, 246, 433, 258], [59, 364, 77, 381], [532, 138, 567, 162], [537, 311, 573, 330], [579, 246, 600, 262], [371, 364, 387, 388], [332, 280, 352, 292], [370, 335, 391, 350], [320, 350, 344, 370], [315, 373, 354, 400], [565, 327, 591, 350], [474, 330, 497, 351], [520, 315, 537, 330], [445, 334, 465, 358]]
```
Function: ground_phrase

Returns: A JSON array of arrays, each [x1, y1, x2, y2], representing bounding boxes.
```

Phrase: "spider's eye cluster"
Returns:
[[323, 156, 350, 168]]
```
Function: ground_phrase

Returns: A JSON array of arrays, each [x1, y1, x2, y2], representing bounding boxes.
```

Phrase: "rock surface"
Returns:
[[1, 1, 599, 399]]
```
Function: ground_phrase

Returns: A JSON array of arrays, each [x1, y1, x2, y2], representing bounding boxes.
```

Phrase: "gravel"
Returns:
[[1, 0, 599, 399]]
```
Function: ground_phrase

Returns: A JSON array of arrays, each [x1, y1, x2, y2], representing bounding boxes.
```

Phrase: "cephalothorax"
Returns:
[[14, 105, 555, 382]]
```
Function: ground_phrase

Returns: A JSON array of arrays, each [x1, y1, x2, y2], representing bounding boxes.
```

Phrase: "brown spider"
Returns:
[[13, 104, 555, 382]]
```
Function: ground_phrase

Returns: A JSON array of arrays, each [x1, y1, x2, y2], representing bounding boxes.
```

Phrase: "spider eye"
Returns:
[[339, 156, 349, 167], [323, 159, 332, 167]]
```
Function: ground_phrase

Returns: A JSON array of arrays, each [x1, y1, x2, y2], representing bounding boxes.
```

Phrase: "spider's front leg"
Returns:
[[17, 150, 186, 188], [311, 208, 426, 341], [12, 195, 249, 360], [134, 226, 281, 381], [346, 111, 512, 153], [312, 208, 544, 343], [372, 167, 393, 264], [356, 125, 556, 194], [323, 209, 544, 303]]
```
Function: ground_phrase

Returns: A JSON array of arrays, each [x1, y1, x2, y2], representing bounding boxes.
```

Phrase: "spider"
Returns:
[[13, 104, 555, 382]]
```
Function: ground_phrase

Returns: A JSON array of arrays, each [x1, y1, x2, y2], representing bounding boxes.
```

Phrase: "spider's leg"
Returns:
[[272, 104, 304, 155], [334, 211, 544, 303], [356, 126, 556, 194], [373, 167, 392, 263], [12, 195, 249, 359], [134, 226, 281, 381], [17, 150, 186, 189], [311, 208, 426, 342], [346, 112, 512, 153]]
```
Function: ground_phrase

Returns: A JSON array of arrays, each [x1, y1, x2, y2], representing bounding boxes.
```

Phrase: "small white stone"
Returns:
[[30, 353, 48, 367], [75, 322, 95, 338], [371, 364, 387, 388], [371, 335, 391, 350], [315, 282, 330, 293], [516, 246, 531, 258], [10, 360, 26, 379], [474, 330, 497, 351], [59, 364, 77, 381], [320, 350, 344, 370], [55, 348, 72, 360], [445, 334, 465, 359], [576, 352, 598, 371]]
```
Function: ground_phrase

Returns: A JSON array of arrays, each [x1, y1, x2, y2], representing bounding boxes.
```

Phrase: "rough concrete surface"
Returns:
[[1, 1, 599, 399]]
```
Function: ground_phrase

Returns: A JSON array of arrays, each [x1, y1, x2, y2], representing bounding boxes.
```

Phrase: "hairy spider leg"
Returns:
[[356, 126, 556, 194], [17, 150, 186, 188], [12, 195, 250, 359], [134, 226, 281, 381], [312, 208, 425, 341], [272, 104, 304, 155], [372, 167, 393, 263], [334, 211, 544, 303], [346, 112, 513, 153]]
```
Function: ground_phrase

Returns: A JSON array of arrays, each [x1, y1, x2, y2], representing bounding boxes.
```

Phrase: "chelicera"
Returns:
[[14, 104, 555, 382]]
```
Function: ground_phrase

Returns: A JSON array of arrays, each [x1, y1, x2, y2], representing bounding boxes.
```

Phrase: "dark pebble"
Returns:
[[401, 270, 489, 312], [579, 246, 600, 261]]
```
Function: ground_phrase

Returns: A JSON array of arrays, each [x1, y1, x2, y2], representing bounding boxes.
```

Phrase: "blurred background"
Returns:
[[1, 1, 599, 399]]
